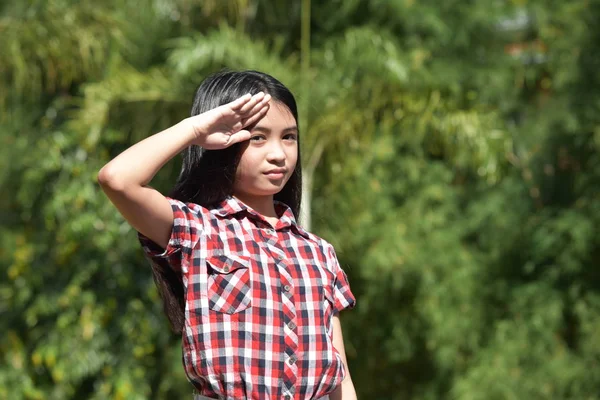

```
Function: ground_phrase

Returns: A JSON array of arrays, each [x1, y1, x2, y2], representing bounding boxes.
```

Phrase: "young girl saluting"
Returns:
[[98, 70, 357, 400]]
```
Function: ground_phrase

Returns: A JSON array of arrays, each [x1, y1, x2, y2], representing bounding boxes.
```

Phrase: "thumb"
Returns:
[[228, 130, 251, 145]]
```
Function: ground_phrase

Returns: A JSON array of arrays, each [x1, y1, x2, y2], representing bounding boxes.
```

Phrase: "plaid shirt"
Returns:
[[138, 196, 356, 400]]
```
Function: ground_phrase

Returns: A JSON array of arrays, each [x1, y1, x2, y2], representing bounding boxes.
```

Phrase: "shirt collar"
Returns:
[[212, 196, 247, 217], [211, 196, 310, 240]]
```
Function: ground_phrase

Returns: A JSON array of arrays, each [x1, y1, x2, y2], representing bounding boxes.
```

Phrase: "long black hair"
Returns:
[[152, 70, 302, 332]]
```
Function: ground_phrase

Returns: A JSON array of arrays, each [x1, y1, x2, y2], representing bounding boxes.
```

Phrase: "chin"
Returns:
[[254, 185, 287, 197], [236, 177, 290, 197], [258, 187, 285, 196], [236, 186, 278, 197]]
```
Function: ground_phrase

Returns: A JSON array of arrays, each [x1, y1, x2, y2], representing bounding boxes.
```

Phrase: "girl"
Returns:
[[98, 70, 357, 400]]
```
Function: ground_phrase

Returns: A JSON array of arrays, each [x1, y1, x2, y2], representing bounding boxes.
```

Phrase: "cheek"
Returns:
[[286, 147, 298, 169], [235, 150, 260, 179]]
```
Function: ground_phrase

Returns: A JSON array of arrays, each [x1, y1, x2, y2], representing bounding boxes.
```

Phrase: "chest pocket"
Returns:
[[206, 254, 252, 314]]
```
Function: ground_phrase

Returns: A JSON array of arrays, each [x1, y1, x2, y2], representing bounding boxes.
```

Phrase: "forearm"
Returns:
[[330, 376, 357, 400], [98, 119, 196, 189], [330, 315, 357, 400]]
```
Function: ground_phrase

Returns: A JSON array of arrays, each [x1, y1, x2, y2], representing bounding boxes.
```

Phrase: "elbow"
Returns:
[[97, 165, 126, 192]]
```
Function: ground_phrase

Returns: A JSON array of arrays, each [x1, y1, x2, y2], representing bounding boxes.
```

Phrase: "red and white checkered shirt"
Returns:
[[138, 196, 356, 400]]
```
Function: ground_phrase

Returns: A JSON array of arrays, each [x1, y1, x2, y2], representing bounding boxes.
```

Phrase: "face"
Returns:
[[234, 101, 298, 200]]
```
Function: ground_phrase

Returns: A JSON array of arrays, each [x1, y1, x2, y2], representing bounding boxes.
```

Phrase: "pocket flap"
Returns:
[[207, 254, 250, 274]]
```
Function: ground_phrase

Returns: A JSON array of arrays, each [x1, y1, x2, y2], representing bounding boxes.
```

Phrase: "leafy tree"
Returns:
[[1, 0, 599, 399]]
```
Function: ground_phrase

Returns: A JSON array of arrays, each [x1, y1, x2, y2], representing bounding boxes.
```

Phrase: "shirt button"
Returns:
[[288, 321, 296, 330], [266, 228, 274, 235], [288, 355, 297, 365], [223, 266, 230, 273], [283, 284, 291, 292], [284, 396, 291, 400]]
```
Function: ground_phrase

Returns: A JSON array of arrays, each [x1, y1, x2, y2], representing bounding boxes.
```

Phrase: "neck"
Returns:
[[233, 193, 277, 218]]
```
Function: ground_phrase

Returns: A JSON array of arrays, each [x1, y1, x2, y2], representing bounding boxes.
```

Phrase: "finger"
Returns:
[[242, 103, 270, 128], [238, 92, 265, 114], [229, 93, 253, 111], [227, 129, 252, 145], [238, 92, 264, 114], [244, 93, 271, 119], [242, 94, 270, 120]]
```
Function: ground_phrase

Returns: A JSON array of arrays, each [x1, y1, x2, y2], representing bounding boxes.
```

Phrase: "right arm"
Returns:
[[98, 119, 197, 249], [97, 92, 271, 249]]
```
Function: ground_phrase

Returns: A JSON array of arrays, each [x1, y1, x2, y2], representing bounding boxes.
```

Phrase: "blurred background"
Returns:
[[1, 0, 600, 399]]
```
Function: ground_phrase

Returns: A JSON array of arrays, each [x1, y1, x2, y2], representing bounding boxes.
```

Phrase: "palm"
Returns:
[[191, 92, 270, 149]]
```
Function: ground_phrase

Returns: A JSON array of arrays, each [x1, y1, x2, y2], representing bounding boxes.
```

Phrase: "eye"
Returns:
[[283, 133, 298, 141], [250, 135, 266, 142]]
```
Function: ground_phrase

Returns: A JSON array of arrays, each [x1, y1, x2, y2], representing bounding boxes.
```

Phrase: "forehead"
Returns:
[[252, 101, 296, 130]]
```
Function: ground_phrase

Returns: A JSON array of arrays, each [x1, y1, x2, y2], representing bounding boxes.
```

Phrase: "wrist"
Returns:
[[181, 117, 206, 146]]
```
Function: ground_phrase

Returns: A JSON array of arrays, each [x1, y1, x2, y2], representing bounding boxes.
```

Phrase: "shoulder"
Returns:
[[295, 226, 329, 248], [167, 197, 201, 212], [166, 197, 218, 221], [296, 227, 339, 265]]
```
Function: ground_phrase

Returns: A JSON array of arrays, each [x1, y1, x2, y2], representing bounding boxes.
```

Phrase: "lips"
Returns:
[[264, 168, 287, 179], [264, 168, 287, 175]]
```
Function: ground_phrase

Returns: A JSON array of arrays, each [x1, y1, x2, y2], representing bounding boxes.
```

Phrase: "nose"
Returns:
[[266, 140, 286, 163]]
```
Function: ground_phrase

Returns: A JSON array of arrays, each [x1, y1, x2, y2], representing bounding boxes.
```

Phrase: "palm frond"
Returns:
[[0, 0, 130, 105], [165, 24, 300, 90], [68, 62, 187, 150]]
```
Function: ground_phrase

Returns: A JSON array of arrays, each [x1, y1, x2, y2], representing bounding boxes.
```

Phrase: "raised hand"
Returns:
[[187, 92, 271, 149]]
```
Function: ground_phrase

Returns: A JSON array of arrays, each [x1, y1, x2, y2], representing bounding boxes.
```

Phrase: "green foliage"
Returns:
[[1, 0, 599, 399]]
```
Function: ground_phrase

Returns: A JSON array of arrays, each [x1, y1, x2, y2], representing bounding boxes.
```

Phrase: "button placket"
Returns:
[[277, 255, 298, 396]]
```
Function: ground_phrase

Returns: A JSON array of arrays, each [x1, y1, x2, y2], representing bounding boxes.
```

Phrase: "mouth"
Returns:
[[264, 168, 288, 179]]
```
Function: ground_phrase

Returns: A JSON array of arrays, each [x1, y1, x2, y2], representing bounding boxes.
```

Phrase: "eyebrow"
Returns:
[[252, 126, 298, 134]]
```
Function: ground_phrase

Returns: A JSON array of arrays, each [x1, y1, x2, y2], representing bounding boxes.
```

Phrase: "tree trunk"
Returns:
[[300, 170, 313, 230]]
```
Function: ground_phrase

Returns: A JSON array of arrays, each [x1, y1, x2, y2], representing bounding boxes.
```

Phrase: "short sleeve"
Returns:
[[326, 244, 356, 313], [137, 197, 205, 267]]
